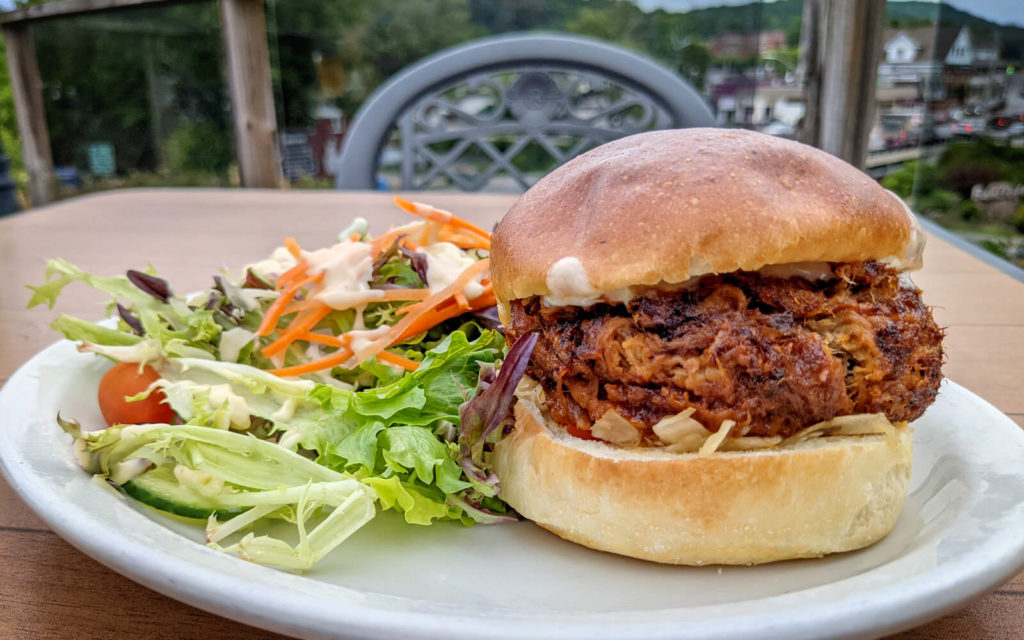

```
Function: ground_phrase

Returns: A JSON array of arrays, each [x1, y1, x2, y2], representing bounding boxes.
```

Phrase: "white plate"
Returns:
[[3, 339, 1024, 640]]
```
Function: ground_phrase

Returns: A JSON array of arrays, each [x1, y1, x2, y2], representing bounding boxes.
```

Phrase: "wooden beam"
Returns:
[[0, 0, 199, 26], [797, 0, 886, 169], [219, 0, 280, 188], [3, 23, 54, 206]]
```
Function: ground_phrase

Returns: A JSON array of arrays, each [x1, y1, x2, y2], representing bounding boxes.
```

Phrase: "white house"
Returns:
[[878, 25, 1002, 106]]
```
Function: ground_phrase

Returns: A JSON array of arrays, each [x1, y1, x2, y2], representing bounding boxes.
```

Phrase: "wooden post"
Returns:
[[797, 0, 886, 169], [219, 0, 281, 188], [3, 23, 54, 206]]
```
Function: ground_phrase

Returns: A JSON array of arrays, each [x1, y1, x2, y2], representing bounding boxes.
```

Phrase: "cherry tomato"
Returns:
[[97, 363, 175, 426]]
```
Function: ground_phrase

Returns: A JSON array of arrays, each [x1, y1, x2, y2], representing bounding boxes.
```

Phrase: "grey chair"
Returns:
[[333, 33, 716, 192]]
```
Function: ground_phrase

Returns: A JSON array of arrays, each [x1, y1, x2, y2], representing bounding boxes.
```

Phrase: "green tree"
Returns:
[[268, 0, 375, 127], [0, 33, 25, 190], [358, 0, 484, 94]]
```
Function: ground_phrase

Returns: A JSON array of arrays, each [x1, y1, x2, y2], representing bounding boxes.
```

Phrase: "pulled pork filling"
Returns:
[[506, 261, 943, 444]]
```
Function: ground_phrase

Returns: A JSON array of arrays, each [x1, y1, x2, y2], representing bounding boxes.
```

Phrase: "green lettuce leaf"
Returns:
[[51, 315, 142, 346], [57, 416, 376, 570]]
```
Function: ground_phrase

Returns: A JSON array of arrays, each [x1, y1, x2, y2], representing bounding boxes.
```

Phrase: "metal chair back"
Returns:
[[333, 33, 716, 192]]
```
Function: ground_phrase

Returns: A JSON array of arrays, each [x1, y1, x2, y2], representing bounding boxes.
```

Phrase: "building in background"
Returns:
[[879, 25, 1003, 110], [707, 30, 787, 59]]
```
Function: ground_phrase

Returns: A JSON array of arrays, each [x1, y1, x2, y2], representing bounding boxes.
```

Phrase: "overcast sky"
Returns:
[[0, 0, 1019, 28], [634, 0, 1023, 27]]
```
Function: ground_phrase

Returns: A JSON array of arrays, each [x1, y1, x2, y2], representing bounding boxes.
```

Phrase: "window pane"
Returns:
[[879, 1, 1024, 268]]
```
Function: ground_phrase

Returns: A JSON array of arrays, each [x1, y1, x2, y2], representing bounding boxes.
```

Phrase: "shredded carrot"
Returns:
[[262, 303, 332, 357], [437, 226, 491, 250], [369, 223, 424, 258], [284, 237, 303, 260], [393, 196, 492, 240], [269, 348, 354, 377], [419, 222, 435, 246], [303, 332, 345, 347], [376, 288, 431, 302], [376, 350, 420, 371], [469, 288, 496, 309], [394, 303, 466, 343], [281, 297, 324, 315], [275, 260, 309, 291], [255, 201, 505, 378], [255, 271, 324, 337], [345, 259, 490, 364]]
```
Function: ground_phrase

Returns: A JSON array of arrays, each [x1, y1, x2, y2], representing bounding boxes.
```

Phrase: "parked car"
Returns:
[[950, 117, 986, 137], [986, 115, 1024, 140]]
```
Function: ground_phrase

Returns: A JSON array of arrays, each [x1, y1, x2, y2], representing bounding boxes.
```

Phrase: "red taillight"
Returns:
[[966, 124, 973, 133], [999, 118, 1007, 127], [899, 130, 907, 138]]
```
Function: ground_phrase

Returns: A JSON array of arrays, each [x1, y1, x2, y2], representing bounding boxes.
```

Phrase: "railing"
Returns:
[[1, 0, 281, 206], [1, 0, 885, 207]]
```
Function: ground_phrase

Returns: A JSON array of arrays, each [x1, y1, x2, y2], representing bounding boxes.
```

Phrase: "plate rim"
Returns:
[[3, 338, 1024, 640]]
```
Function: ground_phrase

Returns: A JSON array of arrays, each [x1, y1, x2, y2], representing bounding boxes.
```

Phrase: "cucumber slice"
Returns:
[[122, 465, 248, 520]]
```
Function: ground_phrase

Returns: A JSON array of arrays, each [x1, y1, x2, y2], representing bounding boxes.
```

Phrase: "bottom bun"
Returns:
[[492, 391, 913, 565]]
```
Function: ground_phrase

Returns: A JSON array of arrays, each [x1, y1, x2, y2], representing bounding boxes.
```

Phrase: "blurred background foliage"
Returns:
[[0, 0, 1022, 210], [884, 140, 1024, 266]]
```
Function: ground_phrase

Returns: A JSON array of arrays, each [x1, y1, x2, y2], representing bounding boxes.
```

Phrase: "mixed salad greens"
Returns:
[[29, 197, 536, 570]]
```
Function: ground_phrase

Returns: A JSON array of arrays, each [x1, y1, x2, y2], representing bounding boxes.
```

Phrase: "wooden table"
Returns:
[[2, 189, 1023, 639]]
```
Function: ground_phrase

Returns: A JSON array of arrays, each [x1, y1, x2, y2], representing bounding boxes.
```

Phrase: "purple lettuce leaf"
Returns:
[[399, 245, 429, 285], [470, 306, 502, 332], [127, 269, 172, 303], [458, 332, 538, 469], [446, 493, 518, 525], [116, 303, 144, 335]]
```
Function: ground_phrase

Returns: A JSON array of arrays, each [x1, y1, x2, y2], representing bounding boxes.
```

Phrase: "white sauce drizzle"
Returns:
[[758, 262, 834, 281], [544, 257, 632, 307], [218, 327, 255, 363], [245, 246, 298, 281], [417, 242, 485, 299], [542, 259, 837, 308], [883, 189, 926, 271], [303, 240, 383, 309], [207, 384, 251, 430], [346, 325, 390, 356], [271, 398, 298, 423]]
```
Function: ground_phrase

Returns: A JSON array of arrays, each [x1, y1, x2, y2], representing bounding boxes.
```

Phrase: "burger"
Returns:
[[488, 128, 943, 565]]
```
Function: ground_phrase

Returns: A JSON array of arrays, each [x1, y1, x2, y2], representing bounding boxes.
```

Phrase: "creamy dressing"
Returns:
[[543, 257, 632, 307], [883, 189, 926, 272], [207, 383, 251, 430], [246, 246, 298, 281], [303, 240, 384, 309], [539, 253, 918, 308], [171, 380, 251, 430], [346, 325, 390, 355], [541, 258, 836, 308], [173, 465, 226, 497], [758, 262, 834, 281], [417, 242, 485, 299], [271, 398, 298, 423], [218, 327, 255, 363]]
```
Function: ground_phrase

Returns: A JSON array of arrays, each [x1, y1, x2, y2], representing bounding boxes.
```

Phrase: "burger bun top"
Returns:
[[490, 128, 922, 307]]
